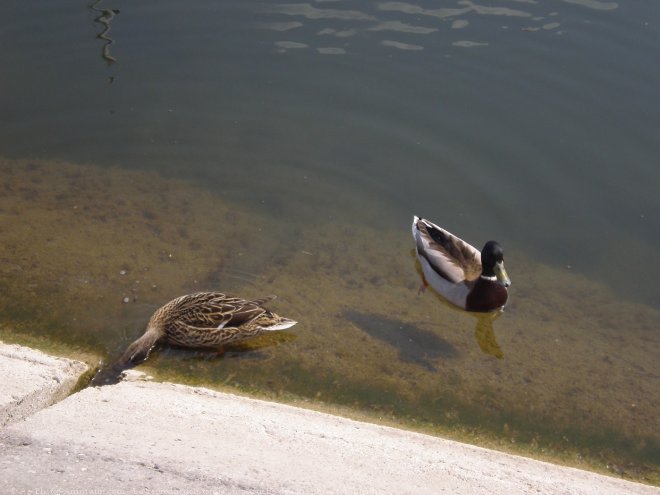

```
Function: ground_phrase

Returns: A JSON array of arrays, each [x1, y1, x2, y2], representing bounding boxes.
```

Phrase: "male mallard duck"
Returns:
[[92, 292, 296, 385], [412, 216, 511, 312]]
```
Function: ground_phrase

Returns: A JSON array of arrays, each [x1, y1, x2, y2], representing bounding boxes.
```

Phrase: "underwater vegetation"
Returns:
[[1, 157, 658, 483]]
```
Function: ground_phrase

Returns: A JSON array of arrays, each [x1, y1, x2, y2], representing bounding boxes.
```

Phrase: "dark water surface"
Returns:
[[1, 0, 659, 483]]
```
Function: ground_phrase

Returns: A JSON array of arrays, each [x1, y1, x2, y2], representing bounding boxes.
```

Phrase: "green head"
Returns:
[[481, 241, 511, 287]]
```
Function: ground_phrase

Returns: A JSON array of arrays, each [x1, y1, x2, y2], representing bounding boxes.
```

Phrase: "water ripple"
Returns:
[[266, 3, 376, 21]]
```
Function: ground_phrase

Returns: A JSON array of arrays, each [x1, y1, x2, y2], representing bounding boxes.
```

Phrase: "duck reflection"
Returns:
[[472, 311, 504, 359], [424, 289, 506, 359], [410, 247, 506, 359]]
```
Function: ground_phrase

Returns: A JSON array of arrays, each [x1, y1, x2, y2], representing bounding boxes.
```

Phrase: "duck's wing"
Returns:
[[167, 292, 273, 330], [412, 216, 482, 283]]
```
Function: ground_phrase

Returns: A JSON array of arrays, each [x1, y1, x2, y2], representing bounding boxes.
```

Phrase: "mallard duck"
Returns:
[[412, 216, 511, 312], [92, 292, 296, 385]]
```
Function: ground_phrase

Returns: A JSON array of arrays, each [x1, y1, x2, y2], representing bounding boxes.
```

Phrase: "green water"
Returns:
[[1, 0, 659, 484], [1, 158, 658, 483]]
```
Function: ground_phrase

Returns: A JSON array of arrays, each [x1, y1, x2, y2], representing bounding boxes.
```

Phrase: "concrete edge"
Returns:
[[0, 342, 88, 428]]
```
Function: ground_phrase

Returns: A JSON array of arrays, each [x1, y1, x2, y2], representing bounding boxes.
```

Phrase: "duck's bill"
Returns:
[[266, 318, 298, 331], [494, 261, 511, 287]]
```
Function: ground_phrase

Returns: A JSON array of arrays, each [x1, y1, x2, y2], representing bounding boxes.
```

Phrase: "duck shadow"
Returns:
[[343, 309, 457, 372]]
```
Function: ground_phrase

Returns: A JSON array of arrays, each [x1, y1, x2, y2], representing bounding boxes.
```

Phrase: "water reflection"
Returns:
[[265, 3, 376, 21], [90, 0, 120, 66], [452, 40, 489, 48], [257, 0, 621, 55], [382, 40, 424, 51], [411, 254, 505, 359], [368, 21, 438, 35], [473, 312, 504, 359], [377, 2, 471, 19], [562, 0, 618, 11], [422, 291, 506, 359]]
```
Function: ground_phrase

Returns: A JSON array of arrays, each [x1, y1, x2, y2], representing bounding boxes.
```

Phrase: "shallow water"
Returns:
[[1, 0, 659, 483]]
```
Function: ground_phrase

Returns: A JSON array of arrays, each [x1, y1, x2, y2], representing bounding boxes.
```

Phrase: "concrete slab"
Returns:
[[0, 342, 88, 428], [1, 374, 656, 495]]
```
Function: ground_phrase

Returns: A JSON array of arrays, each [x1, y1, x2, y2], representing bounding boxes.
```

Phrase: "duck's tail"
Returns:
[[91, 328, 162, 386]]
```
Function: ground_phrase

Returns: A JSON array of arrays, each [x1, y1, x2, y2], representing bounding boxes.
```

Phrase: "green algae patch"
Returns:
[[1, 157, 658, 485], [0, 157, 273, 353], [139, 220, 658, 484]]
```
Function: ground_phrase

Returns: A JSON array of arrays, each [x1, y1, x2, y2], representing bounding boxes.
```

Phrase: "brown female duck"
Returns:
[[92, 292, 296, 385]]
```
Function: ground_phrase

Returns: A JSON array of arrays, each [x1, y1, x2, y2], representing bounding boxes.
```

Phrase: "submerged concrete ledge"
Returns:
[[1, 356, 656, 495], [0, 342, 87, 428]]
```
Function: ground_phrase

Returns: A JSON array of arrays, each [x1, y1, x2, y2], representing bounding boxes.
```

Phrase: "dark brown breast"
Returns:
[[466, 278, 508, 312]]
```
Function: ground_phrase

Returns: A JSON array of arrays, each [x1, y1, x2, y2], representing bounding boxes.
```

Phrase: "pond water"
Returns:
[[1, 0, 659, 483]]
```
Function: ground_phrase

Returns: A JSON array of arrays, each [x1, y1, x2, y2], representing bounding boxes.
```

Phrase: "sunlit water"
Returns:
[[1, 0, 659, 483]]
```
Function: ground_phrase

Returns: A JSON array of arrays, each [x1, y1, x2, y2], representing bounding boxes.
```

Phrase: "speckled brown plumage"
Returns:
[[91, 292, 297, 386]]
